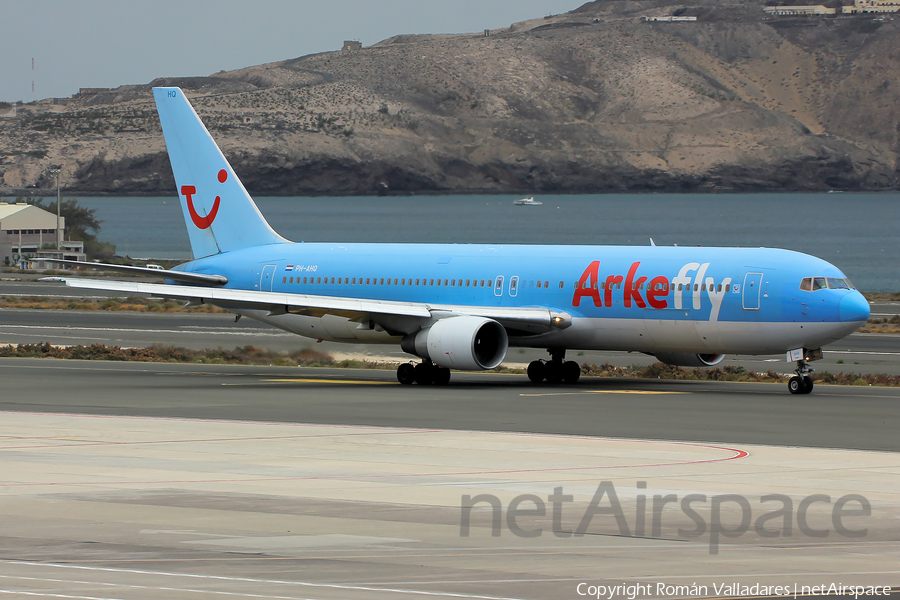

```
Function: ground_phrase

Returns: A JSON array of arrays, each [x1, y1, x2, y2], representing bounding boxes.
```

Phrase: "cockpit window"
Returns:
[[802, 276, 856, 291], [826, 277, 852, 290]]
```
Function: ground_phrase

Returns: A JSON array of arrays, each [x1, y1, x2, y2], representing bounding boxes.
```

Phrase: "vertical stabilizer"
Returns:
[[153, 87, 287, 258]]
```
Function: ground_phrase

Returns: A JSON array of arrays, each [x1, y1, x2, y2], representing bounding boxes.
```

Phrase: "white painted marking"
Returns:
[[0, 574, 318, 599], [139, 529, 240, 537], [0, 589, 125, 600], [825, 350, 900, 356], [0, 561, 529, 600]]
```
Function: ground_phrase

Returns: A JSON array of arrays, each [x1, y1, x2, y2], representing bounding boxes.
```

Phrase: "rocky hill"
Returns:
[[3, 0, 900, 195]]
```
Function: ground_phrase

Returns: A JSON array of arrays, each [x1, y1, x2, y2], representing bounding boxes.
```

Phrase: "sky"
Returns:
[[2, 0, 582, 102]]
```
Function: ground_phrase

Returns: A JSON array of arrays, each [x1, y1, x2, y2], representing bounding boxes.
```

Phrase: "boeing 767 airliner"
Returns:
[[64, 87, 870, 394]]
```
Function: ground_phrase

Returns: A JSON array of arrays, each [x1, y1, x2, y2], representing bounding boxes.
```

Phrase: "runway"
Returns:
[[1, 359, 899, 452], [1, 384, 899, 599], [1, 282, 899, 598]]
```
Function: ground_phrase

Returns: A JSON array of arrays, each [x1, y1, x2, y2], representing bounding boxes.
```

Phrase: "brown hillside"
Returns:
[[2, 0, 899, 195]]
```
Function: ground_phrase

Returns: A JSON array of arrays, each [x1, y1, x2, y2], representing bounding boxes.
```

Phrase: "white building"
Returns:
[[0, 202, 86, 267], [763, 5, 837, 16], [845, 0, 900, 12]]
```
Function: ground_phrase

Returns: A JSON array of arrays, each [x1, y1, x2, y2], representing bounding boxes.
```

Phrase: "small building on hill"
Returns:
[[0, 202, 85, 267], [763, 5, 837, 16]]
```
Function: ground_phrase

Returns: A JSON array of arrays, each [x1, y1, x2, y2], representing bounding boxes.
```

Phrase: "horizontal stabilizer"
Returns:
[[52, 259, 227, 286]]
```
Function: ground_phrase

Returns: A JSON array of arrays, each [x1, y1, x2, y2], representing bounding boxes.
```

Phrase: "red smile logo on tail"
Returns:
[[181, 169, 227, 229]]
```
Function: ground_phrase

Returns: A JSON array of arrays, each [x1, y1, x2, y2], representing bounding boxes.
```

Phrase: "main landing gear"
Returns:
[[527, 348, 581, 384], [397, 359, 451, 385], [788, 358, 814, 395]]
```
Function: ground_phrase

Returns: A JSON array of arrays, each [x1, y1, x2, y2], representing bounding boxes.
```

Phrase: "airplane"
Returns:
[[63, 87, 871, 394]]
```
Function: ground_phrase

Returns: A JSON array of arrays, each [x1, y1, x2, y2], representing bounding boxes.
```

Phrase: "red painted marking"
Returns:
[[181, 184, 220, 230], [217, 169, 228, 183], [0, 411, 751, 487]]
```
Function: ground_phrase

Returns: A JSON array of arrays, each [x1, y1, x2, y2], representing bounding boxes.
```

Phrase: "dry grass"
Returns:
[[0, 344, 896, 386], [0, 295, 227, 313], [581, 361, 900, 387], [858, 314, 900, 334]]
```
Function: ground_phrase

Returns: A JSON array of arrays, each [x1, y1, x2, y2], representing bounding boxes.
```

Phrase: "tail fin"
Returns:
[[153, 87, 287, 258]]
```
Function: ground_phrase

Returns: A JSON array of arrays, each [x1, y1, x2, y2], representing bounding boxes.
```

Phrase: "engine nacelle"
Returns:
[[653, 352, 726, 368], [400, 316, 508, 370]]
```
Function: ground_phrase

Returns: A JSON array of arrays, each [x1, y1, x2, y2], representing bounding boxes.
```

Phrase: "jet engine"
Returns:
[[400, 316, 508, 370], [653, 352, 726, 367]]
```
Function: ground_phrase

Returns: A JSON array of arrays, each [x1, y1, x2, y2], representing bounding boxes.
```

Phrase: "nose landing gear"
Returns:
[[527, 348, 581, 384], [788, 359, 814, 395]]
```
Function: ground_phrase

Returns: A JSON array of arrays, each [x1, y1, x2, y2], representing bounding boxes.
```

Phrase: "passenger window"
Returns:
[[559, 281, 564, 289], [544, 281, 549, 288], [487, 279, 492, 288], [430, 279, 434, 286], [537, 280, 542, 289], [813, 277, 827, 291], [725, 283, 730, 292]]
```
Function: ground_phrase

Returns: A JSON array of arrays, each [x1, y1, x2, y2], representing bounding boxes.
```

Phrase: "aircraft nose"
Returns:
[[840, 292, 870, 325]]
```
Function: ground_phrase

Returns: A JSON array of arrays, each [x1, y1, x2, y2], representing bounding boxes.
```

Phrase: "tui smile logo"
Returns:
[[180, 169, 227, 229]]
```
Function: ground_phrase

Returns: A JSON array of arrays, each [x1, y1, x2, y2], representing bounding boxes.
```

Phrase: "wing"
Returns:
[[64, 279, 573, 334]]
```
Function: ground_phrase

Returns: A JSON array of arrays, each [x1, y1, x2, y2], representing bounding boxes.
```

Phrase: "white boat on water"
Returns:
[[513, 196, 542, 205]]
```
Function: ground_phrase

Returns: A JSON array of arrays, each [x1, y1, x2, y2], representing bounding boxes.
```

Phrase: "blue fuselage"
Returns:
[[179, 242, 869, 355]]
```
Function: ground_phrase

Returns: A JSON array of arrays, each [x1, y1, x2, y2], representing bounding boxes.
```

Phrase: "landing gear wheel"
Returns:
[[544, 361, 563, 384], [433, 367, 451, 386], [397, 363, 415, 385], [562, 361, 581, 384], [789, 355, 817, 395], [802, 376, 814, 394], [527, 360, 545, 383], [414, 363, 434, 385]]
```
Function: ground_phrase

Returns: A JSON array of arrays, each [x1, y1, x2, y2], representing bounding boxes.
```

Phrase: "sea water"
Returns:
[[72, 193, 899, 292]]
